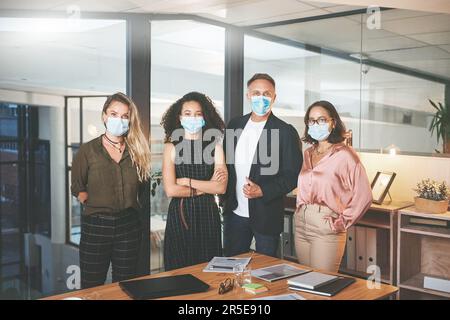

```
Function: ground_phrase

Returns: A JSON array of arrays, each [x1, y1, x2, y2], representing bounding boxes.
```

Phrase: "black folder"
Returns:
[[119, 274, 210, 300], [288, 276, 356, 297]]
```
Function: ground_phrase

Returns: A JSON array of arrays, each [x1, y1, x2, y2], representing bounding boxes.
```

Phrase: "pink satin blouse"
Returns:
[[296, 143, 373, 232]]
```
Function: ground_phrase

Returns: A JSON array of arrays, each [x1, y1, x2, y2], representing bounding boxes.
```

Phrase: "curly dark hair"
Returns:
[[302, 100, 346, 145], [160, 91, 225, 143]]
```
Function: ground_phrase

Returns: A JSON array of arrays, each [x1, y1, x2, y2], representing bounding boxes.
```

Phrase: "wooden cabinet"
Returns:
[[282, 196, 297, 261], [339, 201, 413, 285], [397, 207, 450, 300]]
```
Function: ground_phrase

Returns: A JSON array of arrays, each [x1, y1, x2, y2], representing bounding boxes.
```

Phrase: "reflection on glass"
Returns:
[[254, 9, 449, 155], [244, 35, 362, 149]]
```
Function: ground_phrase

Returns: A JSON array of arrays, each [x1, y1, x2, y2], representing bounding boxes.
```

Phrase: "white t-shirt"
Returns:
[[233, 118, 267, 218]]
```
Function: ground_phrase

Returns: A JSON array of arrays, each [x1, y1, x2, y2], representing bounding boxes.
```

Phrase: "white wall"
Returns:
[[359, 152, 450, 201]]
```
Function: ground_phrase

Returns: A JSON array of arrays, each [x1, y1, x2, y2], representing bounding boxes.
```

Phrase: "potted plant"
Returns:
[[429, 99, 450, 154], [413, 179, 449, 214]]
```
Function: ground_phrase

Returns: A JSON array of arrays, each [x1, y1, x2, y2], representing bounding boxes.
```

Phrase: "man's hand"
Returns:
[[243, 177, 263, 199], [78, 191, 88, 204]]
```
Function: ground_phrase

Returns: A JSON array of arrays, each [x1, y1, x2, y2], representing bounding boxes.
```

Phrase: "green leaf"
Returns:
[[429, 99, 439, 111], [428, 100, 449, 145]]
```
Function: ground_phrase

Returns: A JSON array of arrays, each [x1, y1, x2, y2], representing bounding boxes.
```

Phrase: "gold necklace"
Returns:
[[314, 144, 332, 155]]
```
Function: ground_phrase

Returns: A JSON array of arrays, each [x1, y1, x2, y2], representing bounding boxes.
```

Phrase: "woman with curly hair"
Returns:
[[161, 91, 228, 270]]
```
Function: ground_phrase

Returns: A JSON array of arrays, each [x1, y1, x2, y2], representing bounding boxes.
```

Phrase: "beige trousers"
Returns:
[[294, 204, 346, 273]]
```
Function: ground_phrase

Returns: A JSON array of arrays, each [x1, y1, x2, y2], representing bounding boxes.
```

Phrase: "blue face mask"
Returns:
[[106, 117, 129, 137], [308, 123, 331, 141], [180, 116, 205, 134], [251, 96, 272, 116]]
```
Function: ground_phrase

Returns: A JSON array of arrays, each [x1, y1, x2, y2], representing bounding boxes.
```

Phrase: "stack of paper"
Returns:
[[203, 257, 252, 273]]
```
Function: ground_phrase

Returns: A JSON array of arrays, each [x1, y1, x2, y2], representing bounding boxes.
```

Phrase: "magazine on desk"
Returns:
[[203, 257, 252, 273], [253, 293, 306, 300]]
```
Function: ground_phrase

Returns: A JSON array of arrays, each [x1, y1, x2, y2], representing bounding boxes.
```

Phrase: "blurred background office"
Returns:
[[0, 0, 449, 299]]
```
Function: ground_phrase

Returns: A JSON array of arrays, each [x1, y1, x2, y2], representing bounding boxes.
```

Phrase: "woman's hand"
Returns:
[[176, 177, 190, 187], [78, 191, 88, 204], [323, 215, 345, 233], [212, 168, 227, 182]]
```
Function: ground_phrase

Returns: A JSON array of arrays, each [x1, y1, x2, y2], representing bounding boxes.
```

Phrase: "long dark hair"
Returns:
[[302, 100, 346, 145], [160, 92, 225, 143]]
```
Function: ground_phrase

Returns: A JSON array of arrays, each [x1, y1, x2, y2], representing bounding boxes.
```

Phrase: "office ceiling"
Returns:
[[0, 1, 364, 26], [258, 8, 450, 81], [0, 1, 448, 80]]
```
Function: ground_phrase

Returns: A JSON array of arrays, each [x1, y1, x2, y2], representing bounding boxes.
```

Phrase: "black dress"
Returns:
[[163, 138, 223, 271]]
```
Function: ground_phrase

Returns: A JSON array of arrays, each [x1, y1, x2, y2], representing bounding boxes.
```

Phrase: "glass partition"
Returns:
[[253, 8, 449, 155]]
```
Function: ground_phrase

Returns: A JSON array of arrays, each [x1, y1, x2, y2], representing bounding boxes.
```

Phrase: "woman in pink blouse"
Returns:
[[295, 100, 372, 272]]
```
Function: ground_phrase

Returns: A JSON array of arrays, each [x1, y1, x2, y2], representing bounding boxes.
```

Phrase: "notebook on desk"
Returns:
[[287, 272, 338, 290], [119, 274, 210, 300], [288, 275, 356, 297]]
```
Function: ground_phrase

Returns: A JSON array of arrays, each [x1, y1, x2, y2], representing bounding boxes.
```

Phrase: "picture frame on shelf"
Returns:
[[371, 171, 396, 205]]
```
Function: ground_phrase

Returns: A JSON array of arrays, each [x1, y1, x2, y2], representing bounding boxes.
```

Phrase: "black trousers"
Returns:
[[79, 208, 142, 289]]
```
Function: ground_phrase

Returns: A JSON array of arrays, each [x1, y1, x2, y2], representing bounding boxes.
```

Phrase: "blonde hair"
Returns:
[[102, 92, 151, 182]]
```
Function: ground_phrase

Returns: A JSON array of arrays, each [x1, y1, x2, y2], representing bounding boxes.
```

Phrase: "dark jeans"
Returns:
[[223, 212, 280, 258]]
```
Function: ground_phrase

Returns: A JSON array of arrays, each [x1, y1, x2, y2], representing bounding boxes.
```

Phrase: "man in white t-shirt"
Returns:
[[223, 73, 302, 257]]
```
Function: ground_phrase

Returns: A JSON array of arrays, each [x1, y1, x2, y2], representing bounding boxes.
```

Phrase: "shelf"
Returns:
[[357, 216, 391, 229], [399, 273, 450, 299], [370, 201, 413, 213], [400, 224, 450, 239], [399, 207, 450, 221]]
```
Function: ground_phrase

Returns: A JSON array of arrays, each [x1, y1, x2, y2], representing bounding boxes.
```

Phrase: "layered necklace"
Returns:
[[103, 134, 125, 153]]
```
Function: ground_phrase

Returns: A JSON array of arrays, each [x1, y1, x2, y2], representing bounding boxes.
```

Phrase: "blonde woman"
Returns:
[[71, 92, 150, 288]]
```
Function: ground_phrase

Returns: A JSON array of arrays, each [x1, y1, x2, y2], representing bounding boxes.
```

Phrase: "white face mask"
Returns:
[[105, 117, 129, 136], [251, 96, 272, 116], [180, 116, 205, 134], [308, 123, 331, 141]]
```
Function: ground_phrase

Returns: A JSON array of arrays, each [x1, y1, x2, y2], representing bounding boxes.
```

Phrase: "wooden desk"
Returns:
[[43, 253, 398, 300]]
